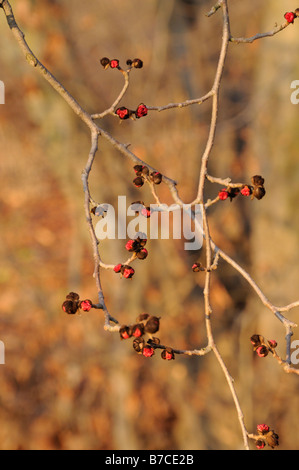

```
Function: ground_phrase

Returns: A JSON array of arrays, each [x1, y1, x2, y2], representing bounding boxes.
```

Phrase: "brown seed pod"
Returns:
[[144, 316, 160, 334]]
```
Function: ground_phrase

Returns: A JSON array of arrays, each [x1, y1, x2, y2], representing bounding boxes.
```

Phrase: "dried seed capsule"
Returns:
[[133, 337, 145, 353], [266, 431, 279, 449], [133, 176, 144, 188], [144, 316, 160, 334], [62, 300, 79, 315], [119, 326, 131, 340], [136, 248, 148, 260], [66, 292, 80, 301], [150, 171, 162, 185], [251, 175, 264, 186], [132, 58, 143, 69], [252, 186, 266, 200], [100, 57, 110, 69], [136, 313, 150, 323]]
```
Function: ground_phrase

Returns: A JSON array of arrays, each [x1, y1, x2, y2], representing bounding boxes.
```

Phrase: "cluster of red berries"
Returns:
[[284, 9, 299, 24], [133, 164, 162, 188], [255, 424, 279, 449], [125, 235, 148, 260], [250, 334, 277, 358], [100, 57, 143, 70], [113, 263, 135, 279], [218, 175, 266, 202], [115, 103, 148, 121], [62, 292, 93, 315], [119, 313, 175, 360]]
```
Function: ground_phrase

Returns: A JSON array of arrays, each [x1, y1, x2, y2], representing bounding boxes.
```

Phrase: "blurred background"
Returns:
[[0, 0, 299, 450]]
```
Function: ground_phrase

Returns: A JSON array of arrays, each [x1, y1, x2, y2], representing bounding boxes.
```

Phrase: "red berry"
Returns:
[[218, 188, 229, 200], [284, 11, 296, 23], [80, 299, 93, 312], [110, 59, 119, 68], [135, 103, 148, 118]]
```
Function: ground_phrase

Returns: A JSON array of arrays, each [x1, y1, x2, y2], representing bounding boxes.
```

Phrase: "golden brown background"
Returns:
[[0, 0, 299, 450]]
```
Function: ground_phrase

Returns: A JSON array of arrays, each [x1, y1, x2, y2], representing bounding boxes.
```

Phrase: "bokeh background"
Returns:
[[0, 0, 299, 450]]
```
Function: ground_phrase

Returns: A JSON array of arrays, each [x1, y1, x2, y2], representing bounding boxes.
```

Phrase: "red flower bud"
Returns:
[[142, 344, 155, 357], [284, 11, 296, 23], [256, 345, 269, 357], [116, 107, 131, 120], [110, 59, 120, 68], [125, 239, 138, 252], [122, 265, 135, 279], [141, 207, 151, 218], [241, 185, 252, 197], [255, 439, 265, 450], [131, 324, 144, 338], [257, 424, 270, 434], [119, 326, 131, 340], [161, 348, 175, 361], [113, 263, 123, 273], [218, 188, 229, 201], [80, 299, 93, 312], [135, 103, 148, 118], [268, 339, 277, 349]]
